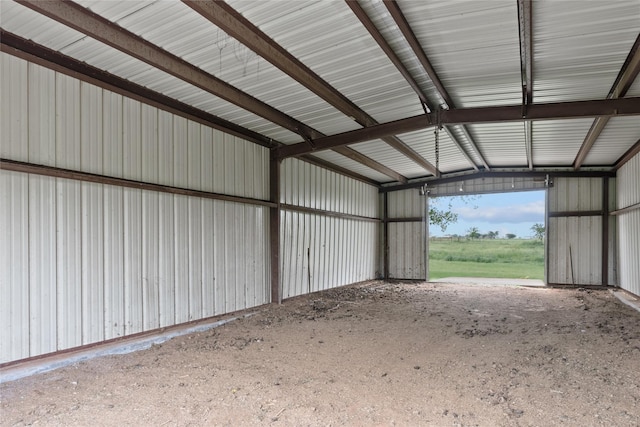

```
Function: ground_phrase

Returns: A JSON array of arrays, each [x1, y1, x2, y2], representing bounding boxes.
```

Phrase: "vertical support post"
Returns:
[[544, 185, 549, 284], [602, 176, 609, 286], [270, 150, 281, 303], [383, 192, 389, 280], [423, 191, 429, 281]]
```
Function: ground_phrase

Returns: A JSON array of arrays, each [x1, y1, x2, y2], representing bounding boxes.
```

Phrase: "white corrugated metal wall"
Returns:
[[387, 189, 427, 280], [0, 54, 270, 363], [616, 152, 640, 296], [280, 159, 379, 298], [546, 177, 608, 285]]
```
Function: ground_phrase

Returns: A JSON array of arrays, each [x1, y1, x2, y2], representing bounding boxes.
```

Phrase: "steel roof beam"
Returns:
[[184, 0, 435, 177], [2, 30, 391, 185], [614, 138, 640, 170], [382, 0, 490, 171], [298, 155, 381, 186], [332, 147, 407, 183], [518, 0, 534, 106], [0, 30, 277, 148], [518, 0, 534, 170], [278, 97, 640, 159], [17, 0, 406, 183], [574, 33, 640, 169], [16, 0, 323, 141], [346, 0, 477, 172]]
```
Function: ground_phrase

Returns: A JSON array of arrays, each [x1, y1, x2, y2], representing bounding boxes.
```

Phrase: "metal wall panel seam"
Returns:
[[0, 53, 28, 161], [0, 171, 30, 362]]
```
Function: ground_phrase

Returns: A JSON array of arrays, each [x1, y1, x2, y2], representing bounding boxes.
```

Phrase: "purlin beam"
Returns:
[[382, 0, 491, 171], [17, 0, 404, 183], [15, 0, 320, 140], [278, 97, 640, 159], [299, 155, 381, 186], [184, 0, 435, 177], [1, 30, 388, 185], [574, 33, 640, 170], [333, 147, 407, 183], [346, 0, 477, 172], [614, 138, 640, 170], [0, 30, 275, 148], [518, 0, 534, 170]]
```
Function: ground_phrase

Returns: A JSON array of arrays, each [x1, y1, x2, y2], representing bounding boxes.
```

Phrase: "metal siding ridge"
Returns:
[[0, 171, 30, 363]]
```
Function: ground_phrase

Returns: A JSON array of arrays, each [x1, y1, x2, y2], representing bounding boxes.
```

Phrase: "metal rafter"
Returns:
[[346, 0, 478, 172], [278, 97, 640, 159], [17, 0, 406, 183], [184, 0, 436, 177], [333, 147, 406, 183], [614, 138, 640, 170], [15, 0, 321, 140], [574, 33, 640, 170], [0, 30, 275, 148], [382, 0, 490, 171], [1, 29, 388, 186], [518, 0, 534, 170]]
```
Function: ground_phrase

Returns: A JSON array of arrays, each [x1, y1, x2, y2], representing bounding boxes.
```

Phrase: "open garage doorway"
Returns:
[[428, 190, 546, 283]]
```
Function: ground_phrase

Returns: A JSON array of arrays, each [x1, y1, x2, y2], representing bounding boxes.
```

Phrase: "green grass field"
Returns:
[[429, 238, 544, 280]]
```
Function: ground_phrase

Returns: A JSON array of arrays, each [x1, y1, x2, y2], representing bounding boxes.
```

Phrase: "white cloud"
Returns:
[[455, 200, 545, 224]]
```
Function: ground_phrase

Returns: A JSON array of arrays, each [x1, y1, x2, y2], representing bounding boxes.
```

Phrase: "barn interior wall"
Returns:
[[616, 151, 640, 296], [546, 177, 611, 286], [280, 159, 379, 299], [0, 54, 271, 364], [386, 189, 427, 280]]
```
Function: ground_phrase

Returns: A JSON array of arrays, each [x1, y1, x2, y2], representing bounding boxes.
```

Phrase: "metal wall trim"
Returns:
[[380, 170, 616, 193], [281, 203, 380, 223], [611, 202, 640, 215], [1, 159, 276, 208], [0, 311, 252, 369], [548, 210, 603, 218], [384, 217, 422, 223]]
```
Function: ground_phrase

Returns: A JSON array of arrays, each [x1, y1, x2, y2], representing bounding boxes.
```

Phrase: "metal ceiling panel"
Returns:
[[392, 0, 523, 108], [628, 77, 640, 97], [86, 0, 362, 137], [2, 1, 305, 145], [350, 139, 426, 179], [4, 0, 639, 182], [395, 129, 474, 174], [533, 0, 640, 103], [531, 118, 595, 166], [583, 116, 640, 166], [443, 125, 486, 168], [0, 1, 87, 49], [355, 0, 443, 107], [228, 0, 425, 124], [466, 122, 527, 167], [309, 151, 393, 183]]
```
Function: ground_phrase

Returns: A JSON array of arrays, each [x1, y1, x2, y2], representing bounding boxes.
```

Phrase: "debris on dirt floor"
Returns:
[[2, 281, 639, 427]]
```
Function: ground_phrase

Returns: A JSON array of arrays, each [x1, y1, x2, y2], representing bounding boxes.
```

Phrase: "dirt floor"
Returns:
[[2, 281, 640, 426]]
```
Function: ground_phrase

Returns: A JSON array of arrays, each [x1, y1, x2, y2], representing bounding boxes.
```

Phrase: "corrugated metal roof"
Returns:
[[351, 139, 427, 179], [394, 0, 523, 108], [533, 0, 640, 103], [584, 117, 640, 165], [466, 122, 528, 167], [532, 118, 594, 166], [308, 151, 394, 183], [1, 0, 638, 183], [229, 0, 426, 125]]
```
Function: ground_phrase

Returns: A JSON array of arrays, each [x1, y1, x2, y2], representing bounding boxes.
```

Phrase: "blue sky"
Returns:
[[429, 190, 545, 238]]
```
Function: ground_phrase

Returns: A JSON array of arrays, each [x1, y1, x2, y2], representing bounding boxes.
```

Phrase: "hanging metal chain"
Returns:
[[434, 126, 440, 171]]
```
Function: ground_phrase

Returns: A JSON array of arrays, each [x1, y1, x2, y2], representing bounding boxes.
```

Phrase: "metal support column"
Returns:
[[383, 192, 389, 280], [602, 177, 609, 286], [270, 151, 281, 303]]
